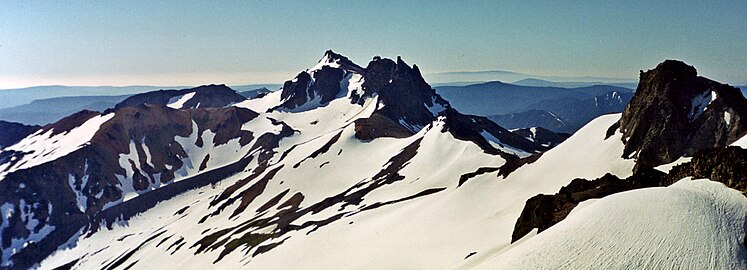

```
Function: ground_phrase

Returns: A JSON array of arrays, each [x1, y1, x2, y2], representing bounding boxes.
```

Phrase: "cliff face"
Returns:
[[617, 60, 747, 169]]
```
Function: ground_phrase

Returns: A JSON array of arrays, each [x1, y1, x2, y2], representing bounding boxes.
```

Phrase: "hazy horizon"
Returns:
[[2, 1, 745, 88]]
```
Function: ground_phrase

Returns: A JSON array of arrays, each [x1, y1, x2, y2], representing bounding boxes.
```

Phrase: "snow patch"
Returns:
[[654, 156, 692, 173], [167, 92, 196, 109], [480, 130, 531, 158], [688, 90, 716, 121]]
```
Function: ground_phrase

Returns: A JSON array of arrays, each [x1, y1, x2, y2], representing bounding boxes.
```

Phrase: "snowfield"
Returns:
[[37, 112, 639, 269], [470, 178, 747, 269]]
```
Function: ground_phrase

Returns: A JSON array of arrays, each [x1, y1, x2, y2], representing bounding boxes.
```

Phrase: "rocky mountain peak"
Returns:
[[615, 59, 747, 169]]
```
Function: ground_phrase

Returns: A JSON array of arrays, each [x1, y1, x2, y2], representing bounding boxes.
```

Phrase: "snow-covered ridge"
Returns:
[[0, 113, 114, 180], [472, 178, 747, 269]]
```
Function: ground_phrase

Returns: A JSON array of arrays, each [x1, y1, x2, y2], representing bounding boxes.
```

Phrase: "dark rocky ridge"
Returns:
[[617, 60, 747, 170], [512, 145, 747, 243], [0, 121, 39, 148], [511, 168, 666, 243], [115, 84, 246, 109]]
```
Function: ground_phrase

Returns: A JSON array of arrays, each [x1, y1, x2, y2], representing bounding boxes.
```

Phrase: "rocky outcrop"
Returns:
[[115, 84, 246, 109], [512, 145, 747, 243], [511, 168, 666, 242], [355, 56, 450, 131], [667, 146, 747, 193], [617, 60, 747, 169], [0, 121, 39, 148]]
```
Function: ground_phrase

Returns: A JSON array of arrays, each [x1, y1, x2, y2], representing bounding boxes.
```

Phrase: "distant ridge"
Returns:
[[425, 69, 637, 85]]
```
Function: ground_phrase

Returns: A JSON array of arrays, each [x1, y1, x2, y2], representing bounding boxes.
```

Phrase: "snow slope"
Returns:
[[38, 111, 634, 269], [0, 113, 114, 180], [733, 134, 747, 149], [470, 178, 747, 269]]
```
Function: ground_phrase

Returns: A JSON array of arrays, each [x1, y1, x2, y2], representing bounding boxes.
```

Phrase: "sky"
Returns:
[[1, 0, 745, 88]]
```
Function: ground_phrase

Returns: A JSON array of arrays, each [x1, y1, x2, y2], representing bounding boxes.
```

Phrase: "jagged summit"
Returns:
[[615, 59, 747, 169], [270, 51, 545, 157]]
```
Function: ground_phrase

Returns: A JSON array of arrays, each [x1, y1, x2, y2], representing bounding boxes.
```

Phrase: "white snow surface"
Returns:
[[167, 92, 196, 109], [0, 113, 114, 180], [470, 178, 747, 269], [654, 156, 693, 173], [733, 134, 747, 149], [688, 90, 717, 121], [39, 111, 641, 270]]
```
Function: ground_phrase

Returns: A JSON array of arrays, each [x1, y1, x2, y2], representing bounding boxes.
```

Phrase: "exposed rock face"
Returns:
[[276, 50, 364, 111], [0, 121, 39, 148], [438, 108, 545, 156], [357, 56, 450, 131], [618, 60, 747, 169], [667, 146, 747, 193], [512, 145, 747, 243], [511, 168, 666, 242], [0, 104, 293, 269], [115, 84, 246, 109]]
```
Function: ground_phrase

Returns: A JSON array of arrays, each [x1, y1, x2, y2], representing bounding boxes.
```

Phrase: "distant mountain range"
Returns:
[[0, 84, 282, 110], [512, 78, 638, 89], [435, 82, 633, 132], [0, 85, 279, 125], [425, 69, 638, 86]]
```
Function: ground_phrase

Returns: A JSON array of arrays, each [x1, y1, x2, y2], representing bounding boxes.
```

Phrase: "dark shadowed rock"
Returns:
[[618, 60, 747, 170], [276, 50, 364, 111], [667, 146, 747, 193], [0, 121, 39, 148], [512, 145, 747, 243], [511, 168, 666, 242]]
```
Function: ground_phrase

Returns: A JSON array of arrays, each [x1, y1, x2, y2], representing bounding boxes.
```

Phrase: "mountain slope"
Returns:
[[5, 56, 745, 270], [474, 179, 747, 269], [115, 84, 246, 110], [1, 51, 548, 269], [489, 110, 570, 133]]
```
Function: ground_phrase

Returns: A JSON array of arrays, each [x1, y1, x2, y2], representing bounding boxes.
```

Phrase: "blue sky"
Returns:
[[1, 0, 745, 88]]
